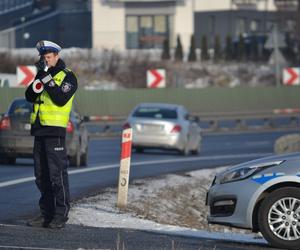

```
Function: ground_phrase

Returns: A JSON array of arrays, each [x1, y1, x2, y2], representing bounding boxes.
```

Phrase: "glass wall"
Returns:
[[126, 15, 172, 49], [0, 0, 32, 13]]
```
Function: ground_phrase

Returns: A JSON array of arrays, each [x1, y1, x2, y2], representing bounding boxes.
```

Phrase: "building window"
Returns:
[[126, 16, 139, 49], [236, 18, 246, 36], [250, 20, 259, 32], [266, 20, 275, 32], [209, 15, 215, 35], [126, 15, 171, 49], [285, 19, 296, 32]]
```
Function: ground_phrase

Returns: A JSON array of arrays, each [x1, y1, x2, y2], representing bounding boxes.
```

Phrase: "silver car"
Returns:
[[206, 153, 300, 249], [124, 103, 201, 155], [0, 97, 89, 167]]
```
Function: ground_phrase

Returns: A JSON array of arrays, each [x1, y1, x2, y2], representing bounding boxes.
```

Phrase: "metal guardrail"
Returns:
[[84, 110, 300, 138]]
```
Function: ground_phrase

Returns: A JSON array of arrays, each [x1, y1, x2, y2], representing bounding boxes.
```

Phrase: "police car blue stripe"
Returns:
[[252, 173, 284, 184]]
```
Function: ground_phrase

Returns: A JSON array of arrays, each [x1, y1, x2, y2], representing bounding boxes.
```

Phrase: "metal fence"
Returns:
[[84, 109, 300, 138]]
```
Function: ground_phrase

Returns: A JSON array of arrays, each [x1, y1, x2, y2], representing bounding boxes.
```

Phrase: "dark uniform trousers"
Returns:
[[33, 136, 70, 220]]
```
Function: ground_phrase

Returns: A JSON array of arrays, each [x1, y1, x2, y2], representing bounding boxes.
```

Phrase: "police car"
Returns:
[[206, 153, 300, 249]]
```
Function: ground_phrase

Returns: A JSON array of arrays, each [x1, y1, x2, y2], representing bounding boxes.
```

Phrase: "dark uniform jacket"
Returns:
[[25, 59, 78, 137]]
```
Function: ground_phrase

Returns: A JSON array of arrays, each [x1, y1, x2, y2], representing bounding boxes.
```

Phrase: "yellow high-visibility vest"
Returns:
[[30, 69, 75, 128]]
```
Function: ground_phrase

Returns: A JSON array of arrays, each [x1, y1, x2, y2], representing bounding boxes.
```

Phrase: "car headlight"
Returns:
[[218, 160, 284, 184]]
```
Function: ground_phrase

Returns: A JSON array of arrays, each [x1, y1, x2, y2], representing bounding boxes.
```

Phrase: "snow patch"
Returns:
[[68, 166, 268, 246]]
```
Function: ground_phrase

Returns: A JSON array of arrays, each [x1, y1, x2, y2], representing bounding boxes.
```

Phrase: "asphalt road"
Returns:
[[0, 223, 281, 250], [0, 130, 296, 249]]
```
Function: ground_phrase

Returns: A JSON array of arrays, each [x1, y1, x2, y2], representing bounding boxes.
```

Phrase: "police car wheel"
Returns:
[[258, 187, 300, 249]]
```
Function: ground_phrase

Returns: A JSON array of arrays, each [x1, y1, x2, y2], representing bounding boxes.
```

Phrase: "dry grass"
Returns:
[[123, 171, 250, 234]]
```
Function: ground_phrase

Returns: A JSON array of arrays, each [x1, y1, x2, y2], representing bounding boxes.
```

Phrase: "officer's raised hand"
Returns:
[[35, 57, 47, 72]]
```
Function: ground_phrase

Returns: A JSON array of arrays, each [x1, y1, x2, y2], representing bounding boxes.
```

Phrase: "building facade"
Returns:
[[0, 0, 92, 48], [0, 0, 297, 50], [92, 0, 298, 51], [92, 0, 194, 50]]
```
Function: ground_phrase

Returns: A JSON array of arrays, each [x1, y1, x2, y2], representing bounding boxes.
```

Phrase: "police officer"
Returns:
[[25, 40, 77, 229]]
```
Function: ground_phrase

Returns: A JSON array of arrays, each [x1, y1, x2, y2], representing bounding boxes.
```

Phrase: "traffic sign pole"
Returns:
[[273, 25, 280, 87]]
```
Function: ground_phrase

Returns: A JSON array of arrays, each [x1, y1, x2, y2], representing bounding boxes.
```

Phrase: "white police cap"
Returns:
[[36, 40, 61, 55]]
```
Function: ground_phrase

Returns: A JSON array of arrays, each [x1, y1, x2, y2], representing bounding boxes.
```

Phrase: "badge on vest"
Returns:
[[54, 147, 64, 151], [48, 80, 56, 87], [62, 82, 72, 93]]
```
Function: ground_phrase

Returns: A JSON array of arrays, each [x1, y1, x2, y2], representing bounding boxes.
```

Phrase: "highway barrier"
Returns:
[[1, 87, 300, 137], [1, 87, 300, 115], [84, 109, 300, 138]]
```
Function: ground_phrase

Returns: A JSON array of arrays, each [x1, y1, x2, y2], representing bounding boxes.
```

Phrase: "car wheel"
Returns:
[[0, 155, 15, 165], [180, 145, 189, 156], [7, 157, 16, 165], [191, 143, 201, 155], [135, 147, 144, 154], [258, 187, 300, 249], [0, 154, 6, 164], [69, 145, 80, 167], [80, 146, 88, 167]]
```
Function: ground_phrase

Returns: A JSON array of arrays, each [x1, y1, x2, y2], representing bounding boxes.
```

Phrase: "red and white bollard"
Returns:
[[117, 128, 132, 208]]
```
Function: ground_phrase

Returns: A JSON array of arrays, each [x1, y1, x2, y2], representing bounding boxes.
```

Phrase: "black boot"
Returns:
[[27, 215, 52, 228], [48, 216, 67, 229]]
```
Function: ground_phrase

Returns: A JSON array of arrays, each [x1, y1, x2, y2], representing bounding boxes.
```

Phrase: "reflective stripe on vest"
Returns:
[[30, 69, 74, 128]]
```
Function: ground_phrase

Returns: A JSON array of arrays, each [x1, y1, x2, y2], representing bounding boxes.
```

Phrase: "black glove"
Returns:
[[34, 57, 46, 72]]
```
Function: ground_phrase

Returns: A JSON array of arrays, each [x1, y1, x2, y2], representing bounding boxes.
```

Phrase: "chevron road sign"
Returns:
[[17, 66, 37, 87], [283, 68, 300, 86], [147, 69, 166, 88]]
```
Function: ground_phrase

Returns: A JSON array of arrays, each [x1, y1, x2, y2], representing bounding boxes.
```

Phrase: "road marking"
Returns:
[[0, 245, 65, 250], [0, 244, 109, 250], [0, 177, 35, 188], [0, 152, 271, 188], [245, 141, 270, 146]]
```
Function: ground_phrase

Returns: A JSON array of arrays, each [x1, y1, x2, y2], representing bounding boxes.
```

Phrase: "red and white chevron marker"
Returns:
[[147, 69, 166, 88], [117, 128, 133, 208], [17, 66, 37, 87], [283, 68, 300, 85]]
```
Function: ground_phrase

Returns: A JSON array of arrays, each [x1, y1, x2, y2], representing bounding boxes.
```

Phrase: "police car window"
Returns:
[[9, 100, 32, 115], [133, 107, 178, 119]]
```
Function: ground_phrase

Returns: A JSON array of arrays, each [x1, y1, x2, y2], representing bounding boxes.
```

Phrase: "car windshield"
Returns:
[[132, 107, 178, 119], [8, 100, 32, 115]]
